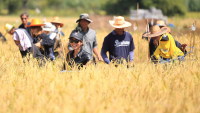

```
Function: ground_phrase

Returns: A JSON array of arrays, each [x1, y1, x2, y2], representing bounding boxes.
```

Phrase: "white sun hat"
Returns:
[[42, 22, 56, 32]]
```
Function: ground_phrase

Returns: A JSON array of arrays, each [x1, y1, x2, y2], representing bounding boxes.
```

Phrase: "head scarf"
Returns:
[[154, 33, 184, 59], [12, 29, 32, 51]]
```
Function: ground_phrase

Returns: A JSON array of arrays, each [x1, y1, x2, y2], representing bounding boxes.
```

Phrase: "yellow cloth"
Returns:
[[154, 33, 184, 59]]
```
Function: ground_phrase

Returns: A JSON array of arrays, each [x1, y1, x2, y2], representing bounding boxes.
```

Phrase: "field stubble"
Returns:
[[0, 16, 200, 113]]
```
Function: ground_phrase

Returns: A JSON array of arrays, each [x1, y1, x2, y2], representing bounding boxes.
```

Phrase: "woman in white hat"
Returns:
[[101, 16, 135, 66], [42, 22, 57, 60]]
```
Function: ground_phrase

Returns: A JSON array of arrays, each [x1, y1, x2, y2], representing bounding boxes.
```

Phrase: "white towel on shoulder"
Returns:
[[13, 29, 32, 51]]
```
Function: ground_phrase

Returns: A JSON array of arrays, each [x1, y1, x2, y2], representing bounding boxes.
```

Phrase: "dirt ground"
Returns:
[[89, 15, 147, 32], [89, 15, 200, 37]]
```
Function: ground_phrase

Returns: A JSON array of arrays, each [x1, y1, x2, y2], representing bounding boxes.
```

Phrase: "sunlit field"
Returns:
[[0, 16, 200, 113]]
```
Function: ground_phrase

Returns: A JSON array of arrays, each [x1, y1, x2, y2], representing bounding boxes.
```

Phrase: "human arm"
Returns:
[[175, 40, 187, 54], [129, 35, 135, 66], [92, 34, 103, 61], [35, 33, 54, 48], [101, 50, 110, 64], [93, 48, 103, 61], [129, 51, 134, 66], [101, 37, 110, 64]]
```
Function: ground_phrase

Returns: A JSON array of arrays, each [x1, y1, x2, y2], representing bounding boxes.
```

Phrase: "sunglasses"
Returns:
[[70, 39, 80, 43]]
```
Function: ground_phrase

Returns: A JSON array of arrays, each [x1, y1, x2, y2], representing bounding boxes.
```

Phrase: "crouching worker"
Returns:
[[66, 32, 91, 69], [28, 19, 55, 61], [4, 23, 44, 62], [143, 25, 184, 63], [153, 34, 184, 63], [42, 22, 56, 61]]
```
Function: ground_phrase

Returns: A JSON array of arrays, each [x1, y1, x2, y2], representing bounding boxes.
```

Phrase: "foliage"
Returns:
[[104, 0, 187, 16], [0, 0, 199, 16], [188, 0, 200, 11]]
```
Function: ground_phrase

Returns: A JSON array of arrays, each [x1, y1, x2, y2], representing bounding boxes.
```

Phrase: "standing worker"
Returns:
[[18, 12, 31, 35], [101, 16, 135, 66], [68, 13, 103, 62]]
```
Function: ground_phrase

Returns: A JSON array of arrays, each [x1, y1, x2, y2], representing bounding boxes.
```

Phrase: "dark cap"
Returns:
[[69, 32, 83, 41], [76, 13, 93, 23]]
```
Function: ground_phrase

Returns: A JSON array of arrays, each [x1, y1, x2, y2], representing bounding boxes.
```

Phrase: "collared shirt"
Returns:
[[66, 48, 91, 68], [101, 30, 135, 61], [68, 28, 97, 59]]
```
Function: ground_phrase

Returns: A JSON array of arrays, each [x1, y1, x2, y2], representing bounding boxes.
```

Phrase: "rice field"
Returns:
[[0, 16, 200, 113]]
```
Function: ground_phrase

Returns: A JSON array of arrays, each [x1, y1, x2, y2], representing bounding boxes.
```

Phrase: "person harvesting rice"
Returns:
[[4, 23, 44, 61], [101, 16, 135, 66], [66, 31, 91, 69]]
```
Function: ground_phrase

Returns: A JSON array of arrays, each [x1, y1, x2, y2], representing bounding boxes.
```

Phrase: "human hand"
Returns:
[[129, 61, 134, 67], [97, 55, 103, 61], [35, 42, 41, 48], [181, 43, 187, 52]]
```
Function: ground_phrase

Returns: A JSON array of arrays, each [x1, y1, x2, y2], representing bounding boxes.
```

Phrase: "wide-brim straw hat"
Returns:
[[161, 26, 171, 33], [51, 16, 64, 27], [27, 19, 45, 27], [143, 25, 168, 38], [109, 16, 132, 28], [76, 13, 93, 23], [155, 20, 166, 27]]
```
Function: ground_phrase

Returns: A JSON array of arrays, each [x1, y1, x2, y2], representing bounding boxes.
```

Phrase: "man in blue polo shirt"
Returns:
[[101, 16, 135, 66]]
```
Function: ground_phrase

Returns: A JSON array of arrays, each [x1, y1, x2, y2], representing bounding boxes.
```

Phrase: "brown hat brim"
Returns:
[[109, 20, 132, 28], [51, 21, 64, 27], [143, 28, 168, 38]]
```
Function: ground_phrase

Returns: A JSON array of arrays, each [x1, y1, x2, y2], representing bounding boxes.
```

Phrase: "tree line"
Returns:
[[0, 0, 199, 16]]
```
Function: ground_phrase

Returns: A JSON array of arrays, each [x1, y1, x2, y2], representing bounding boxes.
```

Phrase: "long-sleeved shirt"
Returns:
[[101, 30, 135, 64], [35, 33, 55, 59]]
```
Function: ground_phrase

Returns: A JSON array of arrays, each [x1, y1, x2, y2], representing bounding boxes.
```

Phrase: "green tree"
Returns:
[[188, 0, 200, 11], [104, 0, 187, 16], [4, 0, 23, 14], [154, 0, 187, 16]]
